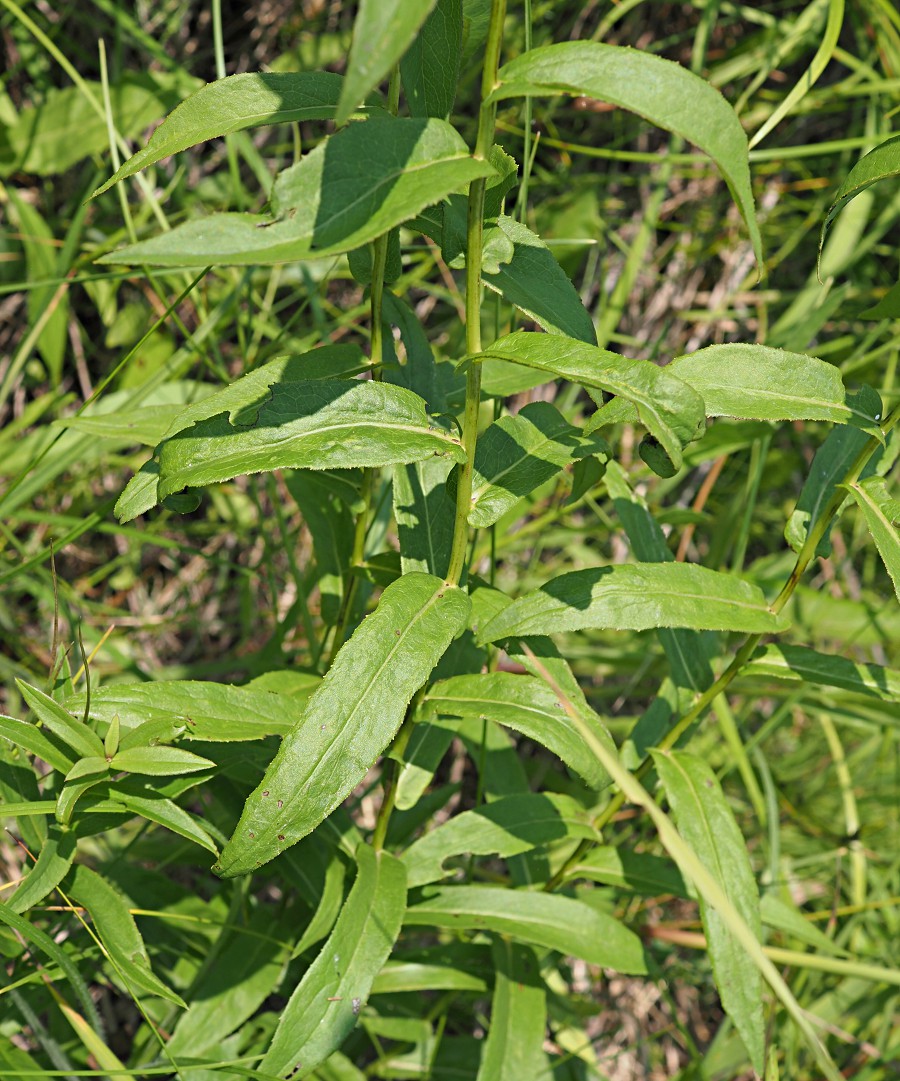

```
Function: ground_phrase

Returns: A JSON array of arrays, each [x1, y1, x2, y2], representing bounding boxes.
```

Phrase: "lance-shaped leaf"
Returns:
[[487, 42, 761, 267], [567, 845, 688, 897], [215, 573, 469, 877], [468, 401, 608, 528], [400, 0, 463, 120], [425, 672, 613, 789], [844, 476, 900, 601], [820, 134, 900, 257], [743, 642, 900, 700], [477, 563, 789, 642], [288, 471, 356, 625], [475, 332, 704, 472], [261, 845, 407, 1077], [477, 941, 548, 1081], [9, 826, 76, 914], [337, 0, 439, 122], [66, 865, 186, 1008], [108, 746, 213, 776], [402, 792, 597, 888], [69, 678, 310, 743], [99, 117, 493, 267], [17, 681, 104, 761], [155, 380, 465, 501], [0, 714, 75, 775], [94, 72, 380, 196], [394, 457, 455, 577], [652, 749, 765, 1074], [483, 216, 597, 345], [104, 788, 218, 854], [405, 885, 648, 974]]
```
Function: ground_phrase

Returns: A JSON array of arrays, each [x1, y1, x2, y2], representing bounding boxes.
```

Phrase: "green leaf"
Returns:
[[820, 134, 900, 257], [0, 714, 75, 775], [861, 279, 900, 320], [404, 885, 648, 974], [69, 679, 305, 742], [424, 672, 612, 790], [483, 217, 596, 344], [8, 825, 76, 914], [106, 788, 218, 853], [99, 117, 493, 267], [744, 642, 900, 700], [17, 681, 104, 761], [260, 844, 407, 1077], [66, 864, 186, 1008], [155, 380, 466, 502], [477, 941, 548, 1081], [337, 0, 439, 122], [167, 907, 287, 1056], [400, 0, 463, 119], [652, 749, 764, 1073], [468, 402, 608, 528], [393, 457, 455, 577], [287, 471, 355, 624], [64, 756, 110, 784], [487, 42, 761, 267], [478, 563, 789, 641], [392, 713, 457, 811], [475, 332, 704, 472], [109, 746, 214, 776], [93, 72, 379, 196], [215, 573, 470, 877], [401, 792, 598, 887], [567, 845, 688, 897], [843, 476, 900, 601]]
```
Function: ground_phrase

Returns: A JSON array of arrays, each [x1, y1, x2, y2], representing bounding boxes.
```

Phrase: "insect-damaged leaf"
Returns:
[[215, 574, 469, 877]]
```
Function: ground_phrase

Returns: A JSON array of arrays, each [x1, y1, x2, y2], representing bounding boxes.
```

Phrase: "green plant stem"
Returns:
[[446, 0, 507, 587], [547, 400, 900, 890]]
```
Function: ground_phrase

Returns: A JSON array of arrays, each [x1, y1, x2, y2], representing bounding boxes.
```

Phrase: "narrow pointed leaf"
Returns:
[[469, 401, 608, 527], [100, 117, 493, 267], [260, 844, 407, 1077], [821, 134, 900, 255], [475, 332, 704, 471], [393, 457, 455, 577], [215, 573, 469, 877], [0, 714, 75, 775], [478, 563, 789, 641], [155, 380, 464, 501], [94, 72, 379, 196], [109, 746, 214, 776], [844, 476, 900, 601], [337, 0, 438, 122], [9, 826, 77, 914], [425, 672, 612, 789], [483, 216, 596, 344], [288, 470, 355, 624], [17, 681, 104, 761], [567, 845, 688, 897], [477, 941, 548, 1081], [393, 712, 457, 810], [744, 642, 900, 700], [487, 42, 761, 267], [652, 749, 765, 1074], [107, 788, 218, 854], [400, 0, 463, 119], [402, 792, 597, 887], [404, 886, 648, 974]]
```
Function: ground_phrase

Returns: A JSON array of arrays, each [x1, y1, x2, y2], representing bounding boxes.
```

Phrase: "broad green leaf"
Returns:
[[393, 457, 455, 577], [820, 134, 900, 255], [567, 845, 688, 897], [475, 332, 704, 471], [373, 956, 489, 994], [94, 72, 378, 196], [425, 672, 612, 789], [0, 714, 75, 774], [483, 217, 597, 345], [9, 826, 76, 914], [404, 885, 648, 974], [844, 476, 900, 601], [652, 749, 764, 1074], [402, 792, 597, 887], [155, 380, 465, 502], [487, 42, 761, 267], [478, 563, 789, 642], [260, 844, 407, 1077], [106, 788, 218, 854], [477, 941, 548, 1081], [215, 573, 469, 876], [784, 392, 882, 554], [167, 907, 287, 1056], [743, 643, 900, 700], [66, 864, 186, 1008], [287, 471, 355, 624], [468, 401, 608, 528], [99, 117, 493, 267], [337, 0, 439, 122], [400, 0, 463, 119], [109, 746, 214, 776], [0, 898, 103, 1033], [64, 756, 109, 784], [0, 74, 190, 177], [17, 681, 104, 761]]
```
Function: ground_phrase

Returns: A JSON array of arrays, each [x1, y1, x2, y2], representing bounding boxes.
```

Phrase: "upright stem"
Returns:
[[446, 0, 507, 586]]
